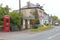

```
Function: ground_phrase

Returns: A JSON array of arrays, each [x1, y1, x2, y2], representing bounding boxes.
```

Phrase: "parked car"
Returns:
[[55, 23, 59, 26]]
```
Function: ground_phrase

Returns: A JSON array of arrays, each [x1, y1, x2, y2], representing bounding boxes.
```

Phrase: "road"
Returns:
[[0, 26, 60, 40]]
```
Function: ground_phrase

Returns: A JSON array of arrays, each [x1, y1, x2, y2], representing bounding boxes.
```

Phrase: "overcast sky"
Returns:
[[0, 0, 60, 18]]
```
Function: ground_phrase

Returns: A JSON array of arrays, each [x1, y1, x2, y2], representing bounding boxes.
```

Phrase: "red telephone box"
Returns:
[[4, 15, 10, 32]]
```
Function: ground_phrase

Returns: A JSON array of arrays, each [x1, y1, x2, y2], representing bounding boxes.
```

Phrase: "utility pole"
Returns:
[[19, 0, 22, 30]]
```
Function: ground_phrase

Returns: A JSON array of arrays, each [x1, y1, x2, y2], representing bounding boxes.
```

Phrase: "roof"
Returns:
[[21, 2, 43, 10], [44, 12, 48, 15], [22, 3, 36, 8], [14, 2, 44, 12]]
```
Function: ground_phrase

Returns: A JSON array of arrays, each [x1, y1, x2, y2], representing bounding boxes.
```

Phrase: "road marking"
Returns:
[[48, 33, 60, 39]]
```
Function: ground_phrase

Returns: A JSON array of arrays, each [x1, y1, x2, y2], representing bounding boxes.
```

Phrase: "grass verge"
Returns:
[[30, 25, 54, 32]]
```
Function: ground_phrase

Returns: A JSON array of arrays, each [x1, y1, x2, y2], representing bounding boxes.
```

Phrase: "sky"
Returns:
[[0, 0, 60, 18]]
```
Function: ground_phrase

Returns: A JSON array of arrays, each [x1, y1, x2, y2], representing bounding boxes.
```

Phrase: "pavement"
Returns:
[[0, 26, 60, 40]]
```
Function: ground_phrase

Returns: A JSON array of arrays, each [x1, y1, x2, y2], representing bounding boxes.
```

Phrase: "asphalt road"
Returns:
[[0, 26, 60, 40]]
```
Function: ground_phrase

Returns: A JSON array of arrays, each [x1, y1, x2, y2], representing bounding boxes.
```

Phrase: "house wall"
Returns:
[[21, 8, 50, 26], [43, 13, 49, 25], [37, 9, 50, 25], [21, 9, 35, 29], [37, 9, 44, 25], [21, 9, 35, 18]]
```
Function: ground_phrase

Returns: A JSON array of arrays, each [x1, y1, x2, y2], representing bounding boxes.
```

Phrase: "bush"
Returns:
[[32, 24, 38, 29], [0, 21, 3, 25], [34, 19, 40, 24]]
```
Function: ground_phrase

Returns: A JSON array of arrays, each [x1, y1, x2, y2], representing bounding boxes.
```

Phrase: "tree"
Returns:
[[52, 16, 58, 20], [0, 4, 10, 25], [9, 11, 20, 27], [4, 5, 10, 14], [52, 16, 58, 24]]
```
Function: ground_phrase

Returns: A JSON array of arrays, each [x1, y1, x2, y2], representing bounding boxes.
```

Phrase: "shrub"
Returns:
[[34, 19, 40, 24]]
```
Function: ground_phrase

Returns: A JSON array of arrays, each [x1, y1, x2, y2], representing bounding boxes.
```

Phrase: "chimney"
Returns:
[[36, 3, 40, 7], [27, 1, 30, 8]]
